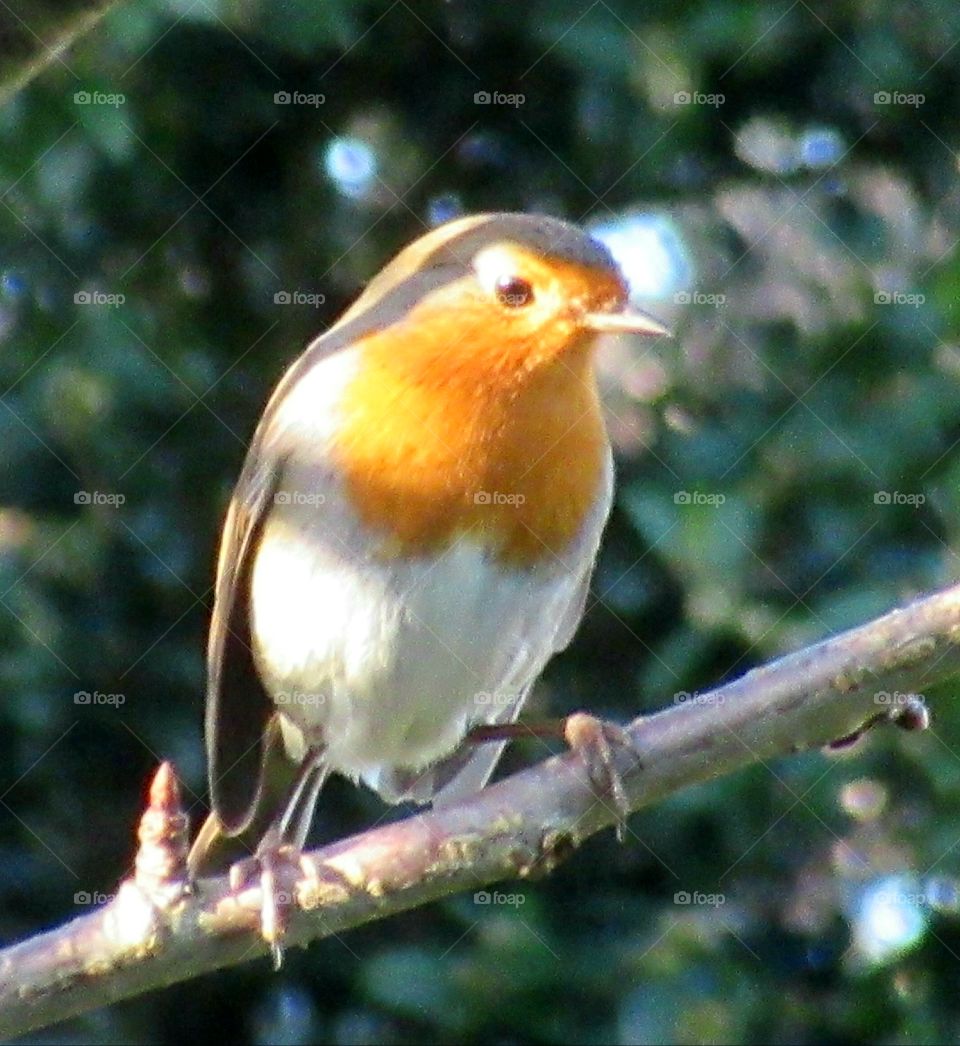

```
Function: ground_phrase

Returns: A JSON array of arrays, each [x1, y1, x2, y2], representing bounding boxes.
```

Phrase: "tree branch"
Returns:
[[2, 582, 960, 1038], [0, 0, 126, 104]]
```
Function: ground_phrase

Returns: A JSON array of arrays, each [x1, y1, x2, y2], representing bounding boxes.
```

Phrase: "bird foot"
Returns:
[[228, 830, 306, 968], [563, 712, 640, 841]]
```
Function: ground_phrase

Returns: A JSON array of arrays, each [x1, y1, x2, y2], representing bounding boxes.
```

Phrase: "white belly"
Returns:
[[250, 509, 580, 789]]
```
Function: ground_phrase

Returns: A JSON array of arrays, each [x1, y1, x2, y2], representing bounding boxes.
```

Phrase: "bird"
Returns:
[[186, 211, 669, 947]]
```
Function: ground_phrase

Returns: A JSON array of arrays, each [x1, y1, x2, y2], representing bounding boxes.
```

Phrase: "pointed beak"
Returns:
[[584, 307, 671, 338]]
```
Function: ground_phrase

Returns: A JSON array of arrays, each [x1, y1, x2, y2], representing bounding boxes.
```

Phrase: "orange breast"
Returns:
[[332, 321, 609, 567]]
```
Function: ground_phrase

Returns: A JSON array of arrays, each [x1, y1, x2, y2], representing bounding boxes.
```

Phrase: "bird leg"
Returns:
[[227, 750, 328, 966], [827, 693, 930, 749], [466, 712, 640, 840]]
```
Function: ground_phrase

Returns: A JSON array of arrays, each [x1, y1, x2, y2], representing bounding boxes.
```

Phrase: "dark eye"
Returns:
[[494, 275, 534, 308]]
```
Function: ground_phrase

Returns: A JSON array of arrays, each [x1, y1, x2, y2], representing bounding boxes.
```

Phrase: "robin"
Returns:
[[187, 212, 669, 947]]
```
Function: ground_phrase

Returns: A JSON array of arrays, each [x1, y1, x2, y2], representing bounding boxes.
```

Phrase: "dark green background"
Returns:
[[3, 1, 960, 1042]]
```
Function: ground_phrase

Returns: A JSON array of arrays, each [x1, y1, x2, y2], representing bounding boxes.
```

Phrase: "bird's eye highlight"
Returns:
[[494, 275, 534, 308]]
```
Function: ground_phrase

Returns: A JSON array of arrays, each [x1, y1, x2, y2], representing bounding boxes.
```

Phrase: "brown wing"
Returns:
[[201, 309, 353, 837], [204, 453, 283, 835]]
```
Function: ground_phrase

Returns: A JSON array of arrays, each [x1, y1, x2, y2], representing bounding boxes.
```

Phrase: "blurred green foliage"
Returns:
[[2, 0, 960, 1042]]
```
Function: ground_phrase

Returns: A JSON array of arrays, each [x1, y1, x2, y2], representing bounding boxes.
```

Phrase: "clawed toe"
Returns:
[[229, 831, 304, 966], [564, 712, 640, 841]]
